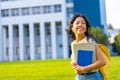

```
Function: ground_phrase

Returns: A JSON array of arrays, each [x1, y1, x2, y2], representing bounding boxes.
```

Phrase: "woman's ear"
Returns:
[[71, 25, 74, 32]]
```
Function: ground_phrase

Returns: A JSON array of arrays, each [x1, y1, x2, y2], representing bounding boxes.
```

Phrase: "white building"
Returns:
[[0, 0, 74, 61], [108, 29, 120, 55], [0, 0, 107, 61]]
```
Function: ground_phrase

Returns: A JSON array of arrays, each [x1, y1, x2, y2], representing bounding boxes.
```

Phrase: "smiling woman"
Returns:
[[66, 14, 106, 80]]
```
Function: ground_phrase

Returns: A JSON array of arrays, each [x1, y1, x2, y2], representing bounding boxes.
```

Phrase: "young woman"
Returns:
[[66, 14, 106, 80]]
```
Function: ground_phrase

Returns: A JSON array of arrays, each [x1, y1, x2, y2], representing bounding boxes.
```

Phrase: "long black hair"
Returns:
[[66, 13, 97, 42]]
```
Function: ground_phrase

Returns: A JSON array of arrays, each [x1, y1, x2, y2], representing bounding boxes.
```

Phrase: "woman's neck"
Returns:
[[75, 34, 85, 42]]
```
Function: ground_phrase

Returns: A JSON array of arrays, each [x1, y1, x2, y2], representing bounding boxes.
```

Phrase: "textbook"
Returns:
[[77, 50, 93, 66], [73, 43, 96, 66]]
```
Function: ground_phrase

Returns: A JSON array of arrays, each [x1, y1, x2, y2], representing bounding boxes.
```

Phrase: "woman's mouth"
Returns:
[[77, 27, 84, 31]]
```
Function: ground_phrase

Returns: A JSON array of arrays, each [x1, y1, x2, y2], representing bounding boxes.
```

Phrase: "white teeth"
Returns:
[[79, 28, 82, 29]]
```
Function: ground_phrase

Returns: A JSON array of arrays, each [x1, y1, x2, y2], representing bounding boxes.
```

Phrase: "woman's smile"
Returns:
[[77, 26, 85, 32]]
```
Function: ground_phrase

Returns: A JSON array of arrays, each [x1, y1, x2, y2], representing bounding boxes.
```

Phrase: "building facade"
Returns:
[[0, 0, 107, 61]]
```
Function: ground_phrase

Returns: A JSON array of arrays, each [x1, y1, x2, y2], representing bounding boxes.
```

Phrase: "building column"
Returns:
[[51, 21, 57, 59], [3, 27, 7, 61], [0, 25, 4, 61], [19, 23, 24, 61], [29, 23, 35, 60], [62, 0, 69, 58], [40, 22, 46, 60], [8, 24, 14, 61], [62, 21, 69, 59], [0, 5, 3, 61]]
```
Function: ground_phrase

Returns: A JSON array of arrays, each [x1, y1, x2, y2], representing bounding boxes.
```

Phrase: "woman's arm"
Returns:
[[74, 45, 106, 74], [70, 41, 78, 68]]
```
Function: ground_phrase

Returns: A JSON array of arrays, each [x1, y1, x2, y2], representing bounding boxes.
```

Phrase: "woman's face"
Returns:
[[72, 17, 87, 36]]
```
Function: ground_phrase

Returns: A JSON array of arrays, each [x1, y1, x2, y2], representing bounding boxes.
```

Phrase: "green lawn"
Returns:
[[109, 56, 120, 80], [0, 56, 120, 80]]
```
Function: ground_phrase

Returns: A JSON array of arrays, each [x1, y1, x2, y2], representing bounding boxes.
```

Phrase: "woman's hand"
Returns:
[[70, 60, 77, 68], [74, 66, 85, 74], [70, 60, 86, 74]]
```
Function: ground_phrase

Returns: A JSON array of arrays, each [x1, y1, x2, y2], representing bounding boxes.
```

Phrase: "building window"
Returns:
[[1, 9, 9, 17], [66, 0, 73, 3], [34, 23, 40, 36], [22, 7, 30, 15], [1, 0, 19, 1], [66, 7, 73, 14], [24, 24, 29, 37], [13, 25, 19, 38], [3, 25, 9, 38], [54, 4, 61, 12], [16, 47, 19, 55], [36, 45, 40, 54], [59, 44, 63, 48], [46, 44, 51, 53], [11, 8, 19, 16], [32, 6, 41, 14], [56, 21, 62, 35], [26, 46, 30, 54], [1, 0, 9, 1], [43, 5, 51, 13], [5, 27, 9, 39], [6, 47, 9, 56], [45, 22, 51, 35]]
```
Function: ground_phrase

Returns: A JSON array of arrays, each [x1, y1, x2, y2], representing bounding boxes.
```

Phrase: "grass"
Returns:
[[110, 56, 120, 80], [0, 56, 120, 80], [0, 59, 74, 80]]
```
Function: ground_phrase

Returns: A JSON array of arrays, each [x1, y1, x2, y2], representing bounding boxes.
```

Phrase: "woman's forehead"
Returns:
[[74, 17, 85, 22]]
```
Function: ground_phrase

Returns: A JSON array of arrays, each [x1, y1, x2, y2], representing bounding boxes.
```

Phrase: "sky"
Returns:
[[106, 0, 120, 29]]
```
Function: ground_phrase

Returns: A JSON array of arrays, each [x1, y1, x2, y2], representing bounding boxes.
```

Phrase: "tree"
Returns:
[[108, 24, 114, 30], [90, 27, 108, 45], [112, 32, 120, 55]]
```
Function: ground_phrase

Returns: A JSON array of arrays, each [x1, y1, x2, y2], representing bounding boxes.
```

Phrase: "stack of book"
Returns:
[[72, 43, 96, 66]]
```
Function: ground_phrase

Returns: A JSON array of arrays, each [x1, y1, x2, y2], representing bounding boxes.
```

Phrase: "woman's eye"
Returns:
[[75, 22, 85, 25], [82, 22, 85, 24]]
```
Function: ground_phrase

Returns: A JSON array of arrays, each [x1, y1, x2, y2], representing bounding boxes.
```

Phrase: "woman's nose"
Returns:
[[78, 23, 82, 26]]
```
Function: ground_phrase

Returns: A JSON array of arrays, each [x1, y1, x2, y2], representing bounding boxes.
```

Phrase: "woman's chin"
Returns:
[[77, 31, 84, 34], [77, 32, 84, 35]]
